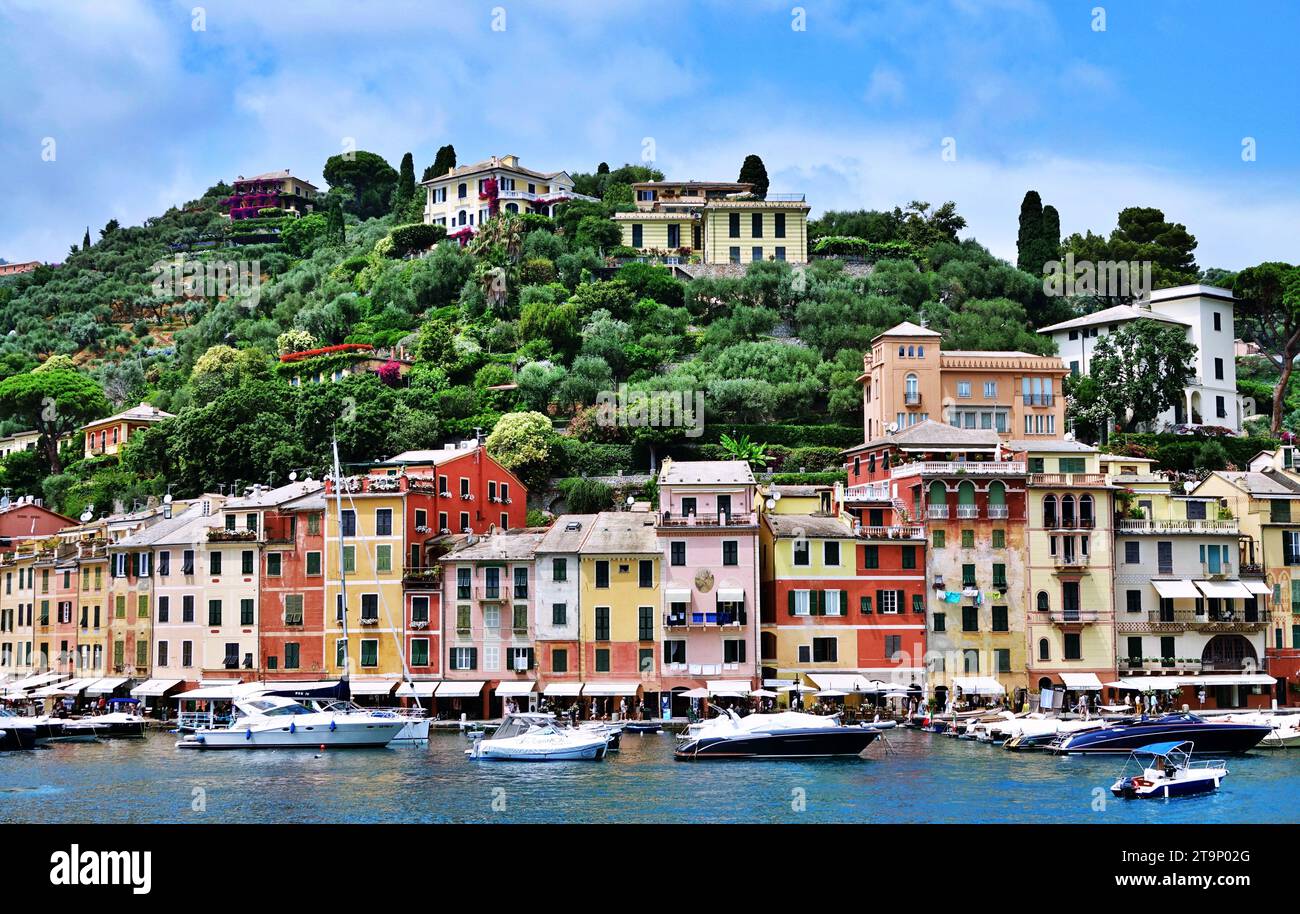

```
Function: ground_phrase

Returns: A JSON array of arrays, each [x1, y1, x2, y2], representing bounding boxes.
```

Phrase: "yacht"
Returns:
[[1110, 741, 1228, 799], [1216, 711, 1300, 749], [308, 701, 430, 742], [0, 711, 39, 750], [77, 711, 147, 738], [176, 695, 406, 749], [1052, 712, 1271, 755], [675, 710, 882, 760], [467, 713, 610, 761]]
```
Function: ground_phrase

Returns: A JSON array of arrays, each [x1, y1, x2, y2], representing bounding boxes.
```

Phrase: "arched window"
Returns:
[[905, 373, 919, 402], [988, 480, 1006, 517], [907, 345, 915, 358], [1043, 494, 1058, 527], [457, 210, 468, 226], [917, 345, 924, 358], [1080, 494, 1094, 527], [1037, 591, 1050, 612], [957, 481, 976, 518], [505, 202, 518, 213], [1038, 639, 1050, 661], [899, 345, 906, 357], [1061, 494, 1076, 527], [928, 480, 947, 517]]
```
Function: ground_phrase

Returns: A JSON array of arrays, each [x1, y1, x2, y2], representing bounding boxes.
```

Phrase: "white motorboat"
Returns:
[[1217, 711, 1300, 748], [675, 709, 881, 759], [467, 713, 610, 761], [301, 700, 430, 742], [77, 711, 147, 738], [1110, 741, 1228, 798], [176, 695, 405, 749]]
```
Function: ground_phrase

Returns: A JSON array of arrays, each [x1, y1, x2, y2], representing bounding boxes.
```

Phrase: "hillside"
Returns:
[[0, 154, 1089, 520]]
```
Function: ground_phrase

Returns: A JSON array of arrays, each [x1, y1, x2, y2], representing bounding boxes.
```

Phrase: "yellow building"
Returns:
[[0, 545, 38, 676], [1021, 442, 1116, 701], [614, 180, 810, 265], [324, 479, 407, 684], [577, 512, 661, 706]]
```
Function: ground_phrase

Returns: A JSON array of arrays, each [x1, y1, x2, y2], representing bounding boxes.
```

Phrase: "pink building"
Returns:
[[656, 460, 760, 711]]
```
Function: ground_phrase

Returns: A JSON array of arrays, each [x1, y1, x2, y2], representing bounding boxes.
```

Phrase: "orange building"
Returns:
[[859, 322, 1068, 444], [82, 404, 174, 459]]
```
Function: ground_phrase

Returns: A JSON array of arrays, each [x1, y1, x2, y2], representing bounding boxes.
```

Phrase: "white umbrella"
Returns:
[[679, 688, 710, 699], [816, 689, 848, 697], [884, 691, 910, 699], [774, 684, 806, 692], [750, 688, 778, 698]]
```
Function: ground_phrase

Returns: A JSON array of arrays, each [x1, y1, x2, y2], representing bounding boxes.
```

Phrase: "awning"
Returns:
[[543, 682, 583, 697], [1059, 672, 1104, 690], [394, 681, 437, 698], [175, 683, 248, 701], [809, 673, 867, 692], [33, 677, 95, 698], [1195, 580, 1252, 599], [706, 679, 751, 696], [1242, 579, 1273, 595], [951, 676, 1006, 695], [1151, 579, 1201, 599], [84, 677, 129, 696], [716, 588, 745, 603], [1108, 674, 1275, 690], [131, 679, 182, 697], [495, 680, 536, 696], [582, 682, 641, 696], [664, 587, 692, 603], [435, 680, 486, 698], [5, 672, 65, 691], [349, 679, 398, 696]]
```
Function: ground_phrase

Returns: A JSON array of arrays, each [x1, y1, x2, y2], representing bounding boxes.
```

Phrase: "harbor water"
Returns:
[[2, 728, 1297, 824]]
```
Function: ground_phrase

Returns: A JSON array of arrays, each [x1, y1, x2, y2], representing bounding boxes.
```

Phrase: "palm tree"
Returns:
[[719, 433, 769, 468]]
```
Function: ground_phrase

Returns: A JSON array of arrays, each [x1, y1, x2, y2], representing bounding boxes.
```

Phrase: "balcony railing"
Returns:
[[955, 505, 979, 519], [904, 391, 922, 406], [844, 483, 891, 502], [1202, 561, 1232, 578], [892, 461, 1025, 478], [927, 505, 949, 519], [658, 511, 759, 528], [1029, 472, 1107, 486], [987, 505, 1009, 519], [208, 528, 258, 542], [1053, 553, 1091, 569], [664, 609, 747, 628], [855, 525, 926, 540], [402, 566, 443, 588], [1044, 515, 1095, 529], [1048, 610, 1099, 625], [1116, 518, 1239, 535]]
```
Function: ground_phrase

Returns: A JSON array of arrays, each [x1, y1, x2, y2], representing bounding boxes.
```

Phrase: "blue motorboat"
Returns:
[[1110, 741, 1227, 799], [1052, 712, 1270, 755]]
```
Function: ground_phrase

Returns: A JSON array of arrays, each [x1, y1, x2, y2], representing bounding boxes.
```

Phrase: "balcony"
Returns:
[[1119, 657, 1202, 674], [1044, 515, 1095, 529], [855, 525, 926, 540], [844, 483, 892, 502], [1029, 472, 1107, 487], [892, 461, 1025, 478], [1116, 518, 1239, 535], [664, 609, 747, 628], [927, 505, 949, 519], [208, 528, 258, 543], [1048, 610, 1099, 625], [402, 565, 443, 588], [1053, 552, 1091, 570], [263, 514, 296, 544], [1240, 563, 1264, 577], [987, 505, 1009, 519], [904, 391, 922, 406], [1022, 394, 1056, 407], [955, 505, 979, 519], [1201, 561, 1232, 579], [658, 511, 759, 528]]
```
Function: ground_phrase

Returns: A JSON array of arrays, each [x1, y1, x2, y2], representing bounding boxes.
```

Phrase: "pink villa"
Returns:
[[656, 459, 761, 711], [438, 529, 546, 719]]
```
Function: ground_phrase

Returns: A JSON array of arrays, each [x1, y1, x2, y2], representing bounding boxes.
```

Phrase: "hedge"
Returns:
[[1104, 433, 1279, 473], [555, 438, 637, 476], [702, 423, 863, 448], [759, 471, 847, 486]]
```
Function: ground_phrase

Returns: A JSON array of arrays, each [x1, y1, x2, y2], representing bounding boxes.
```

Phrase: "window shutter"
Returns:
[[788, 590, 796, 616], [815, 589, 825, 616], [861, 596, 872, 615], [527, 648, 535, 670], [737, 640, 746, 663], [877, 589, 885, 613], [468, 648, 477, 670], [896, 590, 906, 612], [841, 590, 848, 615]]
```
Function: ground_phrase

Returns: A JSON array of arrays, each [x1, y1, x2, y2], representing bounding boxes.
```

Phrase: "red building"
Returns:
[[0, 496, 74, 551]]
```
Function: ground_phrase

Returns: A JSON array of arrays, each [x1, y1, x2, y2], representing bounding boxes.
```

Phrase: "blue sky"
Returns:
[[2, 0, 1297, 268]]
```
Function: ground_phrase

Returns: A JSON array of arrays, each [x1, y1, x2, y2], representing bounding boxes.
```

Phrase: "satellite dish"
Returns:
[[0, 495, 9, 510], [80, 509, 93, 523], [887, 422, 898, 434], [289, 470, 298, 481], [771, 490, 781, 502], [765, 497, 776, 510], [163, 493, 173, 505]]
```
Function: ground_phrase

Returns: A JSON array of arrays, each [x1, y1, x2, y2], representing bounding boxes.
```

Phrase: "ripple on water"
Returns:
[[0, 729, 1297, 823]]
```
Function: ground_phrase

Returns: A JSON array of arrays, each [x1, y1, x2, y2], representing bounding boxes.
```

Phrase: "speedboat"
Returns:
[[466, 713, 610, 761], [1052, 712, 1270, 755], [0, 712, 39, 751], [1110, 741, 1227, 799], [175, 695, 405, 749], [0, 708, 63, 742], [624, 721, 663, 734], [1216, 711, 1300, 749], [578, 720, 623, 751], [675, 710, 881, 760], [1004, 716, 1120, 751], [303, 700, 431, 742], [78, 711, 146, 738]]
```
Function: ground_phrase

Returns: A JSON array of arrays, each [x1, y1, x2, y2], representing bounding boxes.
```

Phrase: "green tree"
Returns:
[[322, 150, 399, 220], [326, 198, 346, 244], [393, 152, 417, 214], [0, 368, 111, 473], [485, 411, 556, 491], [737, 154, 770, 199], [422, 144, 456, 181], [280, 213, 330, 257], [718, 433, 769, 467], [556, 477, 613, 513], [1064, 206, 1199, 294], [1233, 261, 1300, 434], [1016, 190, 1060, 275], [1086, 319, 1197, 432], [82, 227, 91, 250]]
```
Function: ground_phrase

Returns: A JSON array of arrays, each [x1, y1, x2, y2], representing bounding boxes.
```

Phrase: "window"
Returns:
[[1063, 633, 1082, 661], [638, 606, 654, 641], [360, 639, 378, 668], [664, 639, 686, 665], [209, 552, 222, 576], [1124, 541, 1140, 564], [284, 594, 304, 626], [340, 509, 356, 537], [901, 545, 917, 569], [933, 612, 946, 632], [375, 508, 393, 536], [751, 246, 763, 263], [992, 605, 1009, 631], [962, 605, 979, 632], [729, 246, 740, 264], [552, 558, 567, 581], [992, 529, 1005, 549], [984, 381, 997, 398], [1213, 311, 1222, 332], [962, 564, 976, 587], [961, 529, 974, 548], [284, 643, 301, 670], [411, 596, 429, 624], [306, 551, 322, 576], [932, 529, 944, 549], [595, 648, 610, 672], [361, 594, 378, 623], [1126, 589, 1143, 613], [158, 551, 170, 576], [728, 212, 740, 238], [552, 603, 567, 626], [671, 542, 686, 566], [457, 568, 471, 599], [240, 599, 254, 626], [992, 564, 1007, 589], [956, 380, 971, 398], [595, 607, 610, 641], [595, 561, 610, 588], [552, 649, 568, 673], [639, 560, 654, 588], [182, 550, 194, 575], [241, 550, 254, 575], [182, 595, 194, 623], [723, 541, 738, 566], [342, 546, 355, 574], [793, 540, 810, 566], [514, 566, 528, 598], [207, 599, 222, 626], [182, 641, 193, 667], [267, 553, 282, 577], [823, 541, 840, 566], [681, 497, 697, 517], [1214, 357, 1224, 380], [631, 224, 643, 247]]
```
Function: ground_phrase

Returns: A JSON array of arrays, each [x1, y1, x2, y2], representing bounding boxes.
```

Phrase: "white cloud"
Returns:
[[864, 66, 905, 106]]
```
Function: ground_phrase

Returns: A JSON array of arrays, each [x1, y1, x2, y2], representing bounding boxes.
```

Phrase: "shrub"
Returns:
[[556, 477, 614, 513], [388, 223, 446, 257]]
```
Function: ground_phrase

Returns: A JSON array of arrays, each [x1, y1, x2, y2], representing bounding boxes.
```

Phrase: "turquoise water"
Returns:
[[0, 729, 1297, 823]]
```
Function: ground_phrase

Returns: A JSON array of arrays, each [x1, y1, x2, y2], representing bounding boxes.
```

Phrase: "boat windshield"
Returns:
[[490, 715, 555, 740], [241, 698, 313, 716]]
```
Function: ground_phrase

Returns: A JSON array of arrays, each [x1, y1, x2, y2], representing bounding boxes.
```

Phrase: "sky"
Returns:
[[1, 0, 1297, 269]]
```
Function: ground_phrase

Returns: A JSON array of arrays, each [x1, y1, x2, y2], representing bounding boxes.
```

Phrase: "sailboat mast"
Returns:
[[332, 435, 350, 680]]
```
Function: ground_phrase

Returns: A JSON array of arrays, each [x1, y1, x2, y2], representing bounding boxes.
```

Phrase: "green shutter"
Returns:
[[788, 590, 796, 616], [841, 590, 848, 615]]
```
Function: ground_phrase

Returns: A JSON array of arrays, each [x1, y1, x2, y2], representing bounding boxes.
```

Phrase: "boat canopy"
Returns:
[[259, 680, 349, 701], [1133, 740, 1193, 758]]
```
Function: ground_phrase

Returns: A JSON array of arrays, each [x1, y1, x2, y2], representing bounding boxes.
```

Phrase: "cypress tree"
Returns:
[[83, 226, 91, 250], [738, 154, 770, 199], [394, 152, 416, 212], [1016, 190, 1044, 273]]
